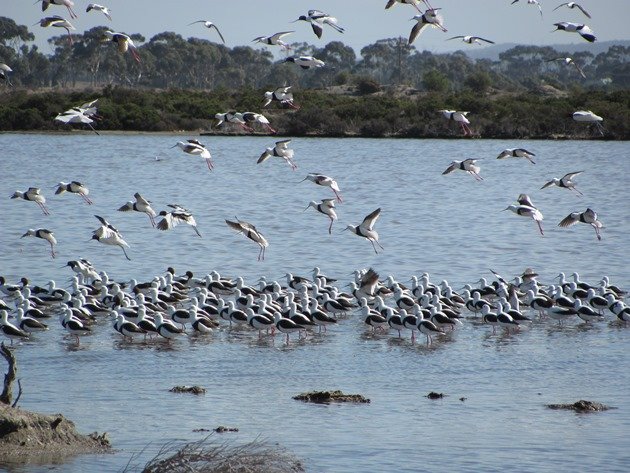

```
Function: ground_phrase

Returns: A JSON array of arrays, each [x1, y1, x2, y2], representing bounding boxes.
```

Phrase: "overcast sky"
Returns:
[[5, 0, 629, 56]]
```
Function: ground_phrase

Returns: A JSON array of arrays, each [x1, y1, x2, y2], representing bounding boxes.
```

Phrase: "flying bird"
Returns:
[[21, 229, 57, 258], [37, 16, 75, 44], [541, 171, 584, 196], [497, 148, 536, 164], [447, 35, 494, 45], [11, 187, 50, 215], [283, 56, 325, 69], [237, 112, 276, 133], [252, 31, 293, 50], [293, 10, 345, 39], [573, 110, 604, 135], [39, 0, 77, 19], [304, 199, 338, 234], [188, 20, 225, 44], [299, 173, 343, 202], [171, 139, 213, 170], [553, 22, 596, 42], [263, 86, 297, 109], [0, 64, 13, 86], [54, 181, 93, 204], [438, 110, 472, 136], [345, 208, 384, 254], [504, 195, 544, 236], [558, 208, 602, 240], [92, 215, 131, 260], [385, 0, 434, 13], [225, 218, 269, 261], [214, 112, 252, 132], [546, 57, 586, 78], [86, 3, 112, 21], [54, 109, 99, 134], [511, 0, 543, 18], [103, 31, 141, 62], [553, 2, 591, 18], [409, 9, 447, 44], [442, 158, 483, 180], [157, 204, 201, 237], [118, 192, 157, 226], [258, 139, 297, 170]]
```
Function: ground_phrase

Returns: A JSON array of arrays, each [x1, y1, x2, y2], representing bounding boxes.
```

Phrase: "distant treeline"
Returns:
[[1, 86, 628, 139]]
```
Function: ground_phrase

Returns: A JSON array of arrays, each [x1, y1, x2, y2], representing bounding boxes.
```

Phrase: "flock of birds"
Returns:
[[0, 265, 628, 348]]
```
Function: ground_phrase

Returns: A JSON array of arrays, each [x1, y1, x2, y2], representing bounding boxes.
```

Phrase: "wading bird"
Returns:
[[299, 173, 343, 202], [54, 109, 99, 134], [37, 16, 75, 44], [558, 208, 602, 240], [305, 199, 338, 234], [541, 171, 584, 196], [409, 9, 447, 44], [283, 56, 325, 69], [263, 86, 298, 109], [54, 181, 93, 204], [171, 139, 213, 170], [553, 22, 596, 42], [258, 139, 296, 170], [497, 148, 536, 164], [511, 0, 543, 18], [573, 110, 604, 135], [21, 229, 57, 258], [438, 110, 472, 135], [293, 10, 345, 39], [553, 2, 591, 18], [238, 112, 276, 133], [252, 31, 293, 50], [11, 187, 50, 215], [442, 158, 483, 180], [214, 112, 252, 132], [39, 0, 78, 19], [188, 20, 225, 43], [385, 0, 434, 13], [92, 215, 131, 260], [86, 3, 112, 20], [118, 192, 157, 227], [0, 64, 13, 86], [504, 195, 544, 236], [225, 218, 269, 261], [103, 31, 141, 62], [447, 35, 494, 45], [157, 204, 201, 237], [546, 56, 586, 78], [345, 208, 384, 254]]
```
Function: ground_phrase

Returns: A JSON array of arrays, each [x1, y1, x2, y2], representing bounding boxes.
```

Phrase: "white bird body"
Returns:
[[38, 15, 75, 44], [573, 111, 604, 135], [497, 148, 536, 164], [283, 56, 325, 69], [264, 86, 297, 108], [447, 35, 494, 45], [257, 139, 296, 170], [55, 181, 92, 204], [541, 171, 584, 196], [345, 208, 384, 254], [237, 112, 276, 133], [188, 20, 225, 43], [252, 31, 293, 49], [92, 215, 131, 260], [21, 228, 57, 258], [118, 192, 157, 226], [157, 204, 202, 237], [11, 187, 50, 215], [504, 199, 545, 236], [300, 173, 343, 202], [442, 158, 483, 180], [86, 3, 112, 21], [172, 140, 213, 170], [553, 2, 591, 18], [554, 22, 596, 42], [439, 110, 471, 135], [511, 0, 543, 18], [0, 63, 13, 86], [546, 57, 586, 78], [305, 199, 338, 234], [103, 31, 141, 62], [225, 218, 268, 261], [294, 10, 345, 39], [40, 1, 77, 19], [558, 208, 602, 240], [409, 9, 447, 44]]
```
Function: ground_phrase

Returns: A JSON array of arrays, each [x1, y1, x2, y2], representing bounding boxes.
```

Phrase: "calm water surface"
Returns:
[[0, 134, 628, 472]]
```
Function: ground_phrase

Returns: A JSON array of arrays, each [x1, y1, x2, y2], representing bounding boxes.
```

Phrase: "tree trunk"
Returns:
[[0, 343, 17, 405]]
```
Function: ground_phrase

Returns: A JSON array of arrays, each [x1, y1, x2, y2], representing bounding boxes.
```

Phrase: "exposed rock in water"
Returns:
[[426, 392, 445, 399], [293, 390, 370, 404], [546, 400, 612, 412], [169, 385, 206, 395], [0, 404, 111, 460], [214, 426, 239, 433]]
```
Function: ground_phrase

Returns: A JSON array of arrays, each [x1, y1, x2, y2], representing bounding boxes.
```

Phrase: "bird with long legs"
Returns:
[[511, 0, 543, 18], [86, 3, 112, 20], [171, 139, 213, 170], [558, 208, 603, 241], [37, 16, 75, 44], [54, 181, 93, 204], [11, 187, 50, 215], [258, 140, 296, 170], [305, 199, 337, 235], [300, 173, 343, 202], [504, 195, 544, 236], [225, 218, 269, 261], [39, 0, 78, 19], [409, 9, 447, 44], [553, 2, 591, 18], [293, 10, 345, 39], [157, 204, 202, 237], [1, 310, 29, 345], [263, 86, 298, 109], [442, 158, 483, 180], [438, 110, 472, 136], [573, 110, 604, 135], [447, 35, 494, 45], [118, 193, 157, 227], [21, 229, 57, 258], [541, 171, 584, 196], [497, 148, 536, 164], [252, 31, 294, 50], [92, 215, 131, 260], [188, 20, 225, 43], [103, 31, 141, 62], [546, 57, 586, 78], [345, 208, 384, 254]]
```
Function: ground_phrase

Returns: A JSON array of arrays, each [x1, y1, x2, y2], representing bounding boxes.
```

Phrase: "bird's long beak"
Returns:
[[169, 144, 177, 149], [20, 233, 28, 238], [502, 207, 509, 211], [297, 177, 308, 183], [302, 205, 310, 212]]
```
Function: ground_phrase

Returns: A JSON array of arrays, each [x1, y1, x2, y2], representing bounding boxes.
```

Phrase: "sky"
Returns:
[[4, 0, 629, 57]]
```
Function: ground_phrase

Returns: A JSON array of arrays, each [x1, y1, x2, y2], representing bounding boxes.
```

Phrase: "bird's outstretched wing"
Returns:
[[361, 208, 381, 231], [558, 212, 579, 228], [442, 161, 458, 175]]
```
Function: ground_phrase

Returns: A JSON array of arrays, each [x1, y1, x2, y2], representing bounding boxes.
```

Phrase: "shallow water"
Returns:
[[0, 134, 628, 472]]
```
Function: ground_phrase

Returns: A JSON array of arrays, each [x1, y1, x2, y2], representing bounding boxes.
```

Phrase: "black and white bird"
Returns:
[[225, 218, 269, 261], [1, 310, 29, 345], [304, 199, 338, 235], [38, 16, 75, 44], [118, 192, 157, 226], [283, 56, 325, 69], [237, 112, 276, 133], [504, 195, 544, 236], [447, 35, 494, 45], [11, 187, 50, 215], [91, 215, 131, 260], [39, 0, 77, 19], [409, 9, 447, 45], [438, 110, 471, 135], [573, 110, 604, 135], [553, 22, 596, 42], [171, 139, 213, 170], [293, 10, 345, 39], [553, 2, 591, 18], [385, 0, 433, 14], [300, 173, 343, 202], [345, 208, 384, 254], [86, 3, 112, 21], [188, 20, 225, 43], [540, 171, 584, 196], [558, 208, 603, 241], [257, 139, 296, 170], [252, 31, 293, 49], [511, 0, 543, 18], [546, 57, 586, 78], [55, 181, 93, 204], [442, 158, 483, 180], [157, 204, 202, 237], [54, 108, 99, 134], [497, 148, 536, 164], [0, 64, 13, 86], [103, 31, 141, 62], [263, 86, 297, 109], [21, 229, 57, 258]]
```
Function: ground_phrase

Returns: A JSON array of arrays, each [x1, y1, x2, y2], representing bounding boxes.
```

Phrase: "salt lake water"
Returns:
[[0, 134, 628, 472]]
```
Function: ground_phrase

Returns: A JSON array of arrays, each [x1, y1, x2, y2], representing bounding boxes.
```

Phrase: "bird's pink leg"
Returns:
[[81, 194, 93, 205], [536, 220, 544, 236], [328, 219, 333, 235], [370, 240, 379, 255], [288, 101, 300, 110], [39, 202, 50, 215], [332, 189, 343, 203], [206, 158, 213, 171], [266, 124, 277, 134], [50, 243, 56, 258], [148, 214, 156, 227], [572, 187, 583, 197]]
